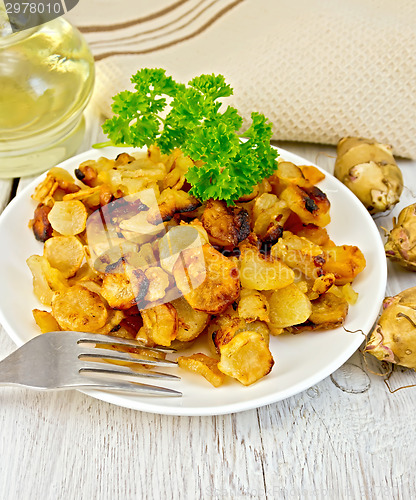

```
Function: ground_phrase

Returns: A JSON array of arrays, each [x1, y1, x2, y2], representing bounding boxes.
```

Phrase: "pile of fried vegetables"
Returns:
[[27, 146, 366, 387], [26, 69, 368, 388]]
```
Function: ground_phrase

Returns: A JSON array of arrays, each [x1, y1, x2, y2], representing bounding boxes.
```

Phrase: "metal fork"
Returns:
[[0, 331, 182, 397]]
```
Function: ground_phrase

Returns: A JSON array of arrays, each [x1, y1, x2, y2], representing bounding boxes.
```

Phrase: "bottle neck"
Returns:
[[0, 6, 46, 48]]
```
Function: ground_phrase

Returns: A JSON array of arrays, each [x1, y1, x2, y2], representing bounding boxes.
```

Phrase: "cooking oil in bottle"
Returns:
[[0, 11, 95, 177]]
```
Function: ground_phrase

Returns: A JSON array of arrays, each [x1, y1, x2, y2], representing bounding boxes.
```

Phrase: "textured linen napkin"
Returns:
[[69, 0, 416, 158]]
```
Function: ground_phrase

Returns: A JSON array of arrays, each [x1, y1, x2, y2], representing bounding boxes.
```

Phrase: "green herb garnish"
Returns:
[[96, 68, 278, 204]]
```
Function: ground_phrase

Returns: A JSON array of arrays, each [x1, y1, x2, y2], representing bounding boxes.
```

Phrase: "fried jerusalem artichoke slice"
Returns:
[[144, 266, 170, 303], [32, 309, 61, 333], [177, 353, 225, 387], [217, 331, 274, 386], [365, 287, 416, 369], [251, 193, 290, 243], [321, 245, 366, 285], [147, 188, 201, 224], [173, 243, 240, 314], [170, 297, 210, 342], [268, 283, 312, 331], [238, 288, 270, 323], [280, 184, 330, 227], [239, 239, 294, 290], [141, 303, 178, 346], [271, 231, 326, 280], [334, 137, 403, 214], [285, 291, 349, 333], [43, 235, 85, 279], [200, 199, 250, 247], [210, 306, 270, 351], [101, 261, 149, 310], [27, 255, 68, 306], [52, 285, 108, 332], [31, 204, 53, 242]]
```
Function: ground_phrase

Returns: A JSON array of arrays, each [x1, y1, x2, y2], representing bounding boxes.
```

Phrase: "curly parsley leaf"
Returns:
[[99, 68, 278, 204]]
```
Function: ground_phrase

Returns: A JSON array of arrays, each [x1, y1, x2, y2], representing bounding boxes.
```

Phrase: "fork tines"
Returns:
[[75, 332, 181, 396]]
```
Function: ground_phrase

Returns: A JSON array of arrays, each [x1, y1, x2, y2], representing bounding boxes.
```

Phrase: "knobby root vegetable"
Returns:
[[385, 203, 416, 270], [334, 137, 403, 214], [365, 287, 416, 369]]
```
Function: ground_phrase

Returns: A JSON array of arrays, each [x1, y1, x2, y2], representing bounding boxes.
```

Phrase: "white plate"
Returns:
[[0, 147, 386, 416]]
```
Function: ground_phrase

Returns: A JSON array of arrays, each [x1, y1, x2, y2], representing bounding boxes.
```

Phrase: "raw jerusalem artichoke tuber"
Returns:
[[365, 287, 416, 369], [385, 203, 416, 271], [334, 137, 403, 214]]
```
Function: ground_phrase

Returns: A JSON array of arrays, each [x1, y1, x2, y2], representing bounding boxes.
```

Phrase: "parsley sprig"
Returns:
[[96, 68, 278, 204]]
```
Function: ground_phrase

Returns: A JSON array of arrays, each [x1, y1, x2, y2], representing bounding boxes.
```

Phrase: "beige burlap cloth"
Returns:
[[70, 0, 416, 158]]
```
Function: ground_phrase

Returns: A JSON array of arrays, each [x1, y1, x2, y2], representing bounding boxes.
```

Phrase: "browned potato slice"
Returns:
[[308, 292, 349, 327], [340, 283, 359, 305], [217, 331, 274, 386], [161, 153, 192, 190], [48, 200, 88, 235], [295, 224, 333, 247], [201, 199, 250, 247], [69, 262, 100, 284], [52, 285, 108, 332], [94, 310, 126, 336], [62, 186, 101, 202], [32, 309, 61, 333], [268, 284, 312, 329], [211, 309, 247, 349], [322, 245, 366, 285], [135, 325, 157, 347], [173, 244, 240, 314], [276, 161, 305, 183], [144, 267, 170, 303], [26, 255, 67, 306], [312, 273, 336, 296], [31, 204, 53, 242], [31, 168, 78, 205], [201, 199, 237, 247], [287, 291, 350, 333], [178, 353, 225, 387], [32, 174, 58, 203], [101, 273, 135, 310], [75, 160, 99, 187], [43, 236, 84, 278], [242, 321, 270, 345], [141, 303, 178, 346], [239, 242, 294, 290], [300, 165, 326, 185], [271, 231, 325, 280], [158, 224, 205, 273], [147, 188, 201, 224], [280, 184, 330, 227], [171, 297, 209, 342], [236, 184, 259, 202], [253, 193, 280, 221], [212, 308, 270, 350], [101, 268, 149, 310], [252, 194, 290, 239], [238, 288, 270, 322], [233, 319, 270, 345]]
